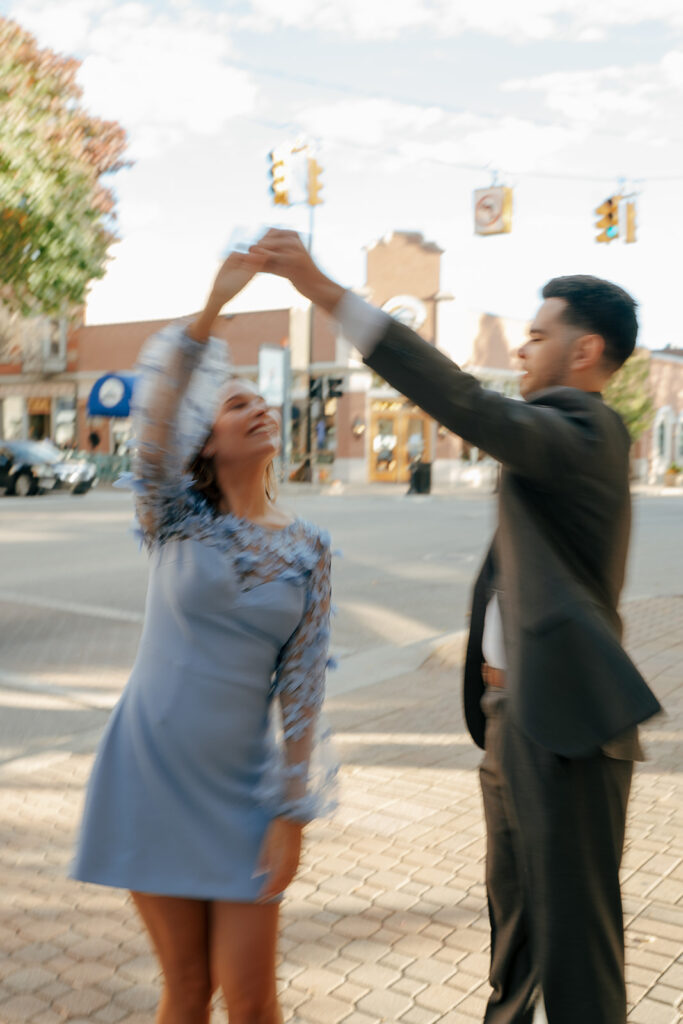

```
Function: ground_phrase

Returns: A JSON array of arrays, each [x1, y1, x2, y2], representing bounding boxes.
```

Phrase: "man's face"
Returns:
[[518, 297, 577, 399]]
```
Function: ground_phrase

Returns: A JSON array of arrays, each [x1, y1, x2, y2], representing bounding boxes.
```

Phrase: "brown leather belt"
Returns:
[[482, 663, 506, 688]]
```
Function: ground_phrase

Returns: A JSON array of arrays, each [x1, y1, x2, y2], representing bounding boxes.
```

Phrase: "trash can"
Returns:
[[408, 461, 431, 494]]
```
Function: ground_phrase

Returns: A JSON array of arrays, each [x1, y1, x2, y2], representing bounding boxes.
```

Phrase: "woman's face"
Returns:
[[205, 380, 281, 466]]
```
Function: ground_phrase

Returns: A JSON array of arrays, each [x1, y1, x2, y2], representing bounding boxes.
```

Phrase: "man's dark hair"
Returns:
[[541, 275, 638, 370]]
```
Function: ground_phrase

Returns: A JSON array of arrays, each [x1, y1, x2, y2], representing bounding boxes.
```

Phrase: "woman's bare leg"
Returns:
[[210, 901, 282, 1024], [131, 891, 214, 1024]]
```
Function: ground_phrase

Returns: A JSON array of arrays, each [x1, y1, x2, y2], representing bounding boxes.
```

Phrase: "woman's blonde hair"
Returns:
[[189, 439, 278, 513]]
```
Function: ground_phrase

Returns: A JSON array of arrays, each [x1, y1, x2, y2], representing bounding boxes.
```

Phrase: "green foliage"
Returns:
[[604, 348, 655, 446], [0, 16, 129, 317]]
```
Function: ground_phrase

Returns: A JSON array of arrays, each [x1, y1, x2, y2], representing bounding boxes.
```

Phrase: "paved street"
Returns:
[[1, 483, 681, 657], [0, 486, 681, 1022]]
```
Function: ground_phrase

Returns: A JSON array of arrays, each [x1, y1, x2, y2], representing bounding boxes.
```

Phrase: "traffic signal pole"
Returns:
[[267, 142, 323, 482], [303, 202, 316, 482]]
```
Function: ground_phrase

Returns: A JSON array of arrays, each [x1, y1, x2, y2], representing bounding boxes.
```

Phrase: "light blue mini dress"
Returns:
[[72, 326, 337, 901]]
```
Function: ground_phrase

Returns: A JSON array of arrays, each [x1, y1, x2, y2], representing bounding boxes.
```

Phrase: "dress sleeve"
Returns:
[[260, 532, 339, 822], [128, 323, 209, 545]]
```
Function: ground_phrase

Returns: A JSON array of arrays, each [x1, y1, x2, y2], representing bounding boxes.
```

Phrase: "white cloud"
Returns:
[[505, 67, 653, 123], [503, 50, 683, 147], [5, 0, 110, 53], [296, 97, 578, 175], [244, 0, 683, 40], [400, 118, 578, 174], [243, 0, 430, 39], [298, 97, 445, 148], [7, 0, 257, 158]]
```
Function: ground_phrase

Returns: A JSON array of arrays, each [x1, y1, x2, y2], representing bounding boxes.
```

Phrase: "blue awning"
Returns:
[[87, 373, 137, 418]]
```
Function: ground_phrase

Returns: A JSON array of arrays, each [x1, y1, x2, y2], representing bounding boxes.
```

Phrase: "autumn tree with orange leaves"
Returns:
[[0, 15, 129, 333]]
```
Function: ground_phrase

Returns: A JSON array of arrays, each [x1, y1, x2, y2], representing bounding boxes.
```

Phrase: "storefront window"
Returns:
[[406, 417, 425, 462], [54, 397, 77, 447], [112, 420, 133, 455], [369, 400, 432, 483], [373, 418, 398, 476], [658, 419, 666, 457], [27, 397, 51, 440]]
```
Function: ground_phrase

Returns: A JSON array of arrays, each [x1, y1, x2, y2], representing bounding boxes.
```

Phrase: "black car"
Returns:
[[0, 440, 58, 496]]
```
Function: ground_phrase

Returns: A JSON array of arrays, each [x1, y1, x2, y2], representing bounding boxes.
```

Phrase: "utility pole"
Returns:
[[302, 154, 323, 481], [303, 205, 316, 481], [267, 141, 324, 481]]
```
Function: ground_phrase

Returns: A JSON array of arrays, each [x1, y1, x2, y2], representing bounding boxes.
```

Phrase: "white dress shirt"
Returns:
[[482, 594, 507, 671]]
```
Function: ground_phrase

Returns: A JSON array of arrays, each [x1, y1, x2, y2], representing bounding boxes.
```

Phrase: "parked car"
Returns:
[[35, 440, 98, 495], [0, 440, 58, 496]]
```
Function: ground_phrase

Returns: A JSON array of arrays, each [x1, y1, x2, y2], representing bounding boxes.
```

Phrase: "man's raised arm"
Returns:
[[248, 230, 600, 484]]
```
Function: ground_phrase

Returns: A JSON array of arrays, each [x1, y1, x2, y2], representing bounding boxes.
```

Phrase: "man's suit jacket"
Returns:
[[364, 318, 661, 757]]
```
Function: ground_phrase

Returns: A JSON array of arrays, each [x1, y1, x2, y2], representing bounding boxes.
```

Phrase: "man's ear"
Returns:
[[571, 333, 605, 372]]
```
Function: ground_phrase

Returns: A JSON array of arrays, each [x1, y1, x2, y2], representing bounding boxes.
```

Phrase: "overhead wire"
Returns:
[[230, 59, 683, 184]]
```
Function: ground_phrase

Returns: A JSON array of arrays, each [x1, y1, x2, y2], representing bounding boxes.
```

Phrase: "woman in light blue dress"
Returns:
[[72, 252, 337, 1024]]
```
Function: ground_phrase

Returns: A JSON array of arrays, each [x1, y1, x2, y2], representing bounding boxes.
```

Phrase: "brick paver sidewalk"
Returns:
[[1, 597, 681, 1023]]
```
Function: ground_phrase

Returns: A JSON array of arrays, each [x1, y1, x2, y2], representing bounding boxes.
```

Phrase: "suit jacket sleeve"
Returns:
[[365, 318, 601, 484]]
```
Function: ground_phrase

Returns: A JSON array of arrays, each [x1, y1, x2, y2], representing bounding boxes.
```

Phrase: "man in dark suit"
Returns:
[[247, 230, 661, 1024]]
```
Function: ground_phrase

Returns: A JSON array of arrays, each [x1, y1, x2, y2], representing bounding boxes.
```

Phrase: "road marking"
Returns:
[[328, 630, 465, 697], [0, 588, 143, 623], [0, 728, 105, 778], [0, 631, 468, 775], [0, 626, 467, 714], [0, 669, 119, 710], [334, 599, 443, 646], [334, 731, 469, 746]]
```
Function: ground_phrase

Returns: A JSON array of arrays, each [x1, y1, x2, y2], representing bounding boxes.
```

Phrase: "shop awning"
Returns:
[[87, 372, 137, 418]]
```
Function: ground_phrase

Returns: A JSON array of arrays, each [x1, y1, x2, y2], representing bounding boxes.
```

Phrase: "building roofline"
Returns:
[[78, 309, 292, 331], [364, 230, 444, 254]]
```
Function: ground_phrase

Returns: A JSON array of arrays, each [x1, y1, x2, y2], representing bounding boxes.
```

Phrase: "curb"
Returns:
[[631, 485, 683, 497], [328, 629, 467, 698]]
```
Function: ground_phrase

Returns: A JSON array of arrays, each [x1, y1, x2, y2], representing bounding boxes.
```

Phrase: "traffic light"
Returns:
[[268, 148, 290, 206], [309, 378, 323, 400], [595, 195, 621, 243], [625, 200, 637, 244], [307, 158, 323, 206], [327, 377, 343, 399]]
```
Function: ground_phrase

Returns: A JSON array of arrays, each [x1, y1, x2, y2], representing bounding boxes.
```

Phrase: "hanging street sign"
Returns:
[[474, 186, 514, 236]]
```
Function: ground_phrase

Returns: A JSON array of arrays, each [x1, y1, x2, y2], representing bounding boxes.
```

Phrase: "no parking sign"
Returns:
[[474, 186, 513, 235]]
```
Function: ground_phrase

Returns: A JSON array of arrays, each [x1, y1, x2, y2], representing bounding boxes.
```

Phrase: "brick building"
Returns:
[[635, 349, 683, 481]]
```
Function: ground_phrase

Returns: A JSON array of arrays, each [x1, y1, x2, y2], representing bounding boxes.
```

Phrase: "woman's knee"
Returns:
[[162, 958, 213, 1012]]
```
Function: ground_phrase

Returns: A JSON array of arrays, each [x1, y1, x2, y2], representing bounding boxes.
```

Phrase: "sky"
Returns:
[[4, 0, 683, 354]]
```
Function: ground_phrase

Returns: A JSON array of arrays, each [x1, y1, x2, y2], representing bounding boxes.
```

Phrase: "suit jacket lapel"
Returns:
[[462, 540, 497, 749]]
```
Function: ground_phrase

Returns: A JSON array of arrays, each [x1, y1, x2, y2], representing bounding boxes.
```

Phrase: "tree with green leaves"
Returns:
[[0, 16, 129, 332], [604, 347, 655, 446]]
